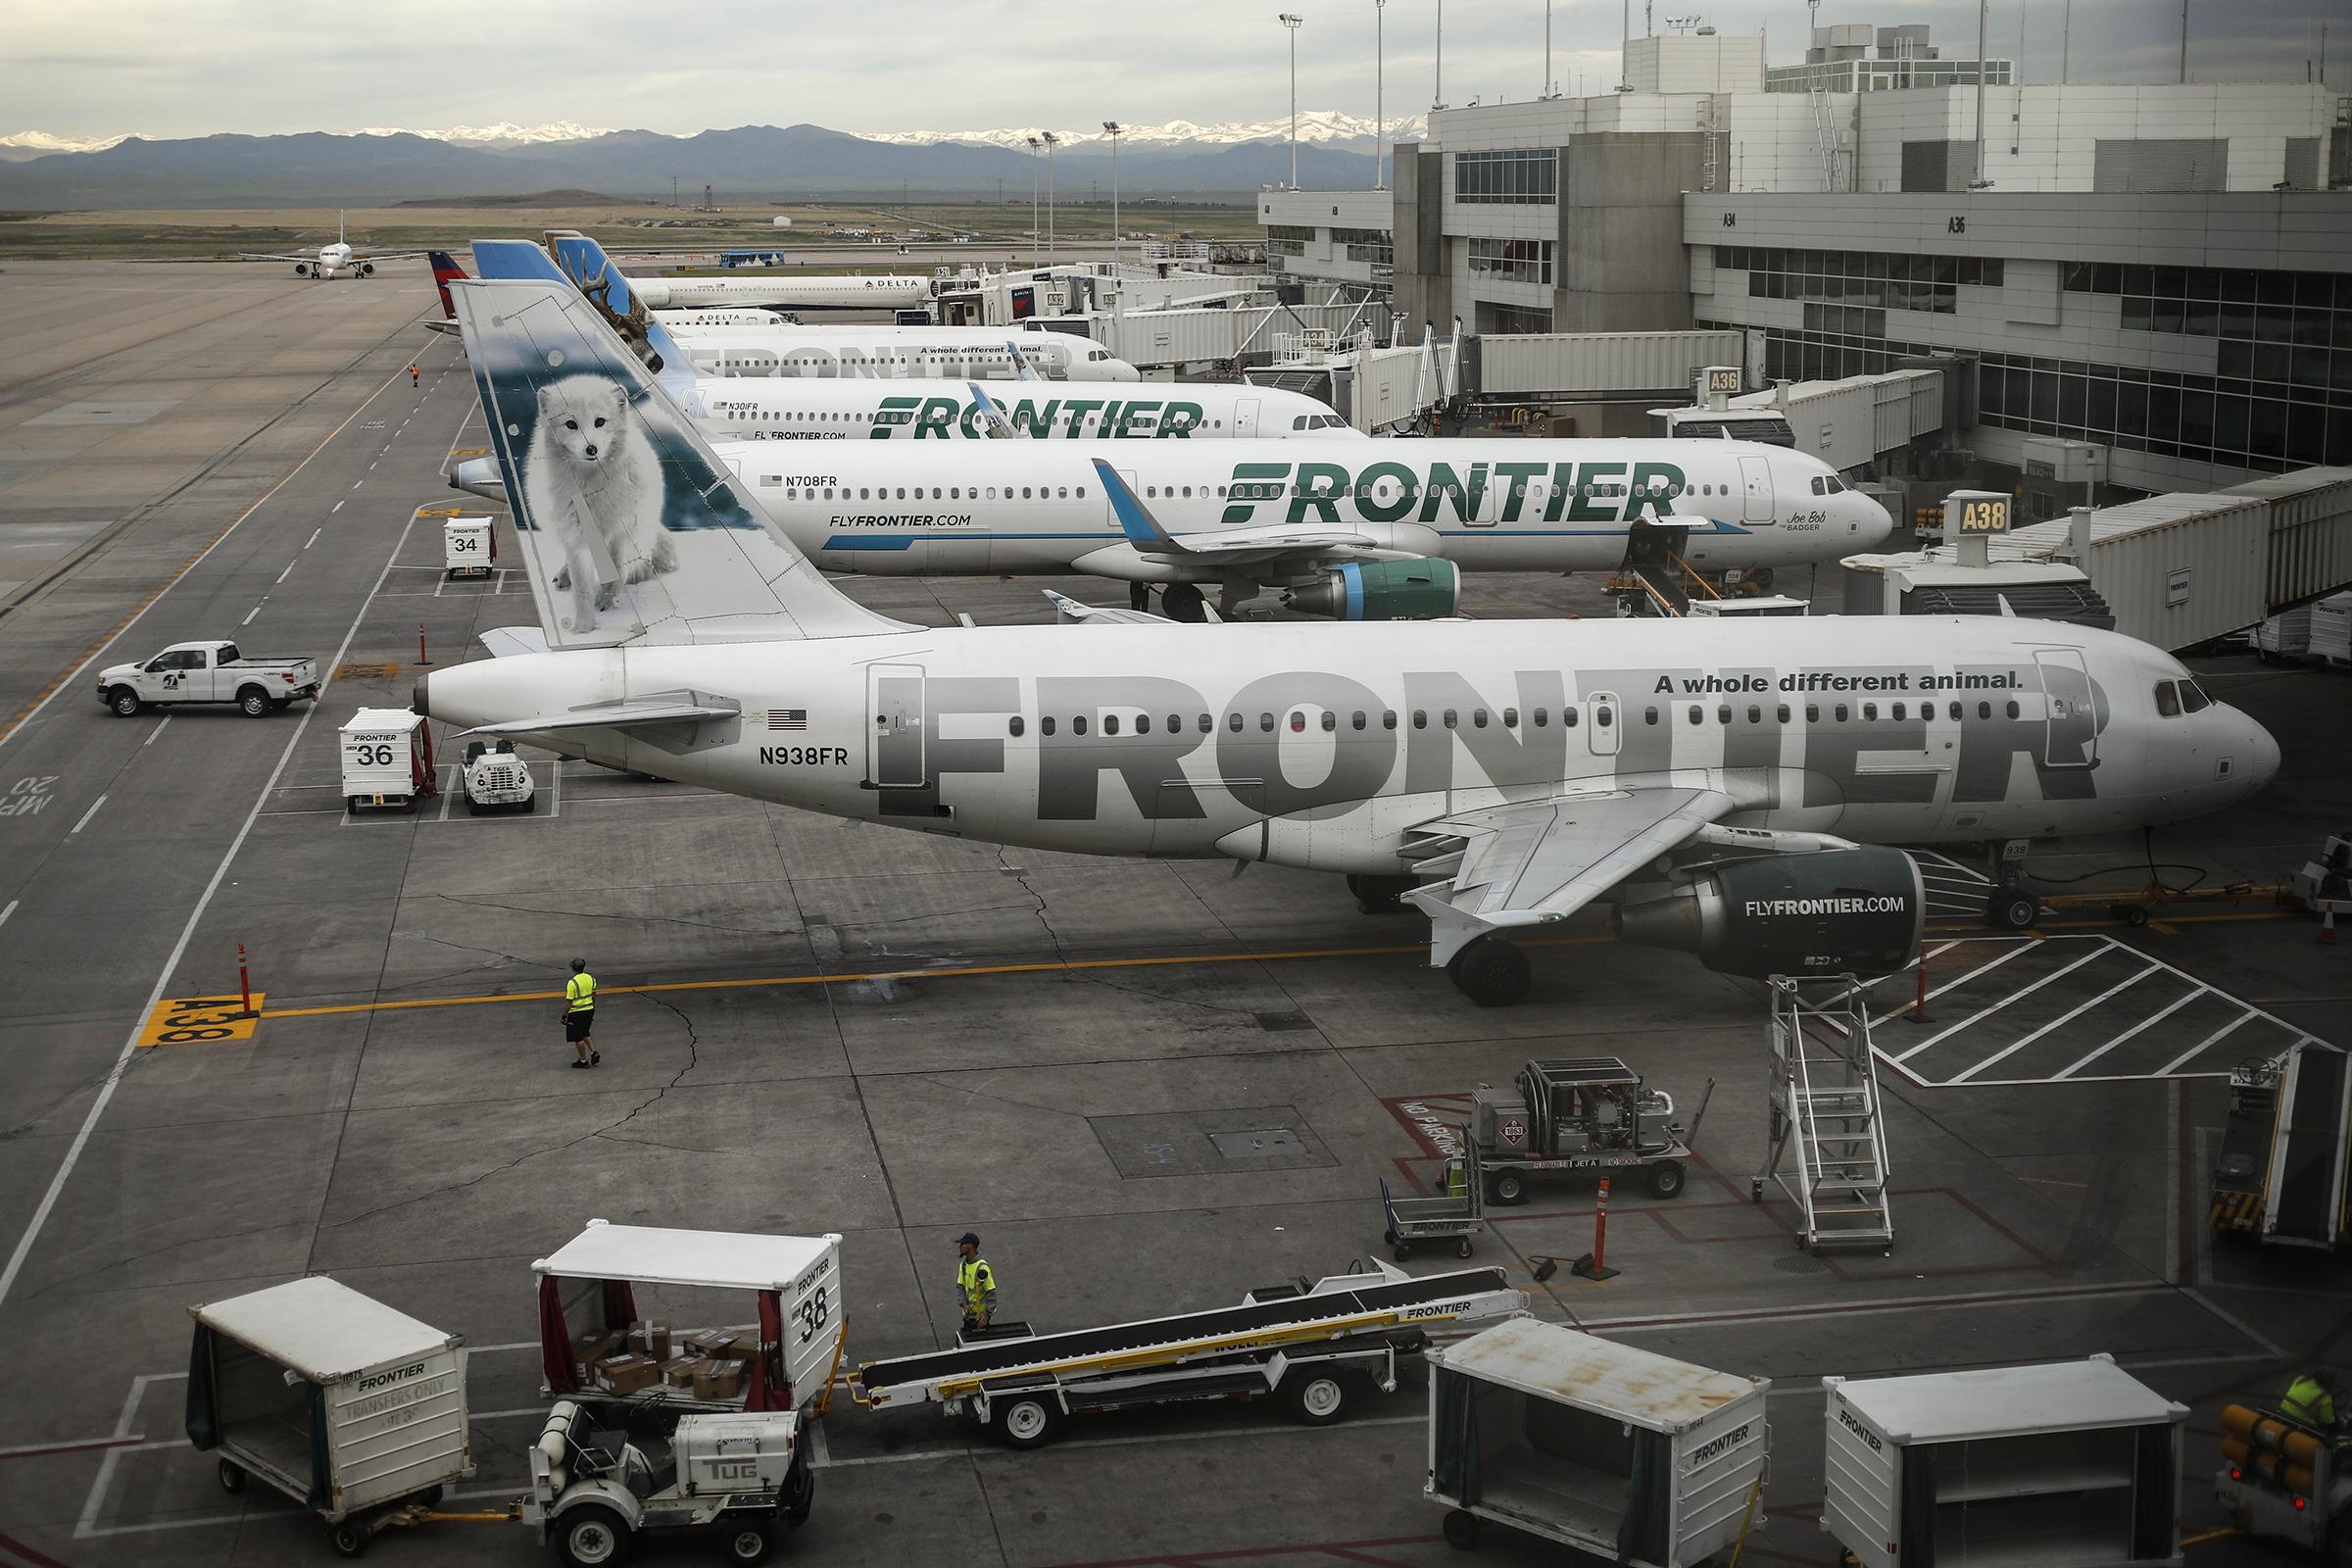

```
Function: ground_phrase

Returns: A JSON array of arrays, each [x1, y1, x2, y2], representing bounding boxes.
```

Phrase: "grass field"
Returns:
[[0, 200, 1263, 262]]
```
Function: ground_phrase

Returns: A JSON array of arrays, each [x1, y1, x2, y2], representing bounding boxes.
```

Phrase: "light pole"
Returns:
[[1043, 130, 1059, 262], [1971, 0, 1992, 187], [1544, 0, 1553, 97], [1374, 0, 1386, 189], [1434, 0, 1445, 109], [1278, 14, 1304, 189], [1102, 121, 1123, 269], [1024, 136, 1042, 267]]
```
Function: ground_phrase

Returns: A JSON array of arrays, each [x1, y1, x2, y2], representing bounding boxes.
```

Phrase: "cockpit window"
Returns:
[[2154, 681, 2181, 716], [1808, 474, 1848, 495], [2180, 679, 2212, 713]]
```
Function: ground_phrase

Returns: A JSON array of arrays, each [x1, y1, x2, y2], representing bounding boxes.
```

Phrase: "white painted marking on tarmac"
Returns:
[[69, 795, 106, 835], [368, 459, 378, 470], [1947, 961, 2162, 1084], [305, 527, 321, 548], [0, 515, 420, 1308], [274, 563, 293, 584], [331, 500, 344, 513], [143, 715, 170, 747], [0, 901, 15, 929], [239, 605, 260, 626]]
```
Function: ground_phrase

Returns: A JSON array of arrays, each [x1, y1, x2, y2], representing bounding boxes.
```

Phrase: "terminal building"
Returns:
[[1259, 19, 2350, 501]]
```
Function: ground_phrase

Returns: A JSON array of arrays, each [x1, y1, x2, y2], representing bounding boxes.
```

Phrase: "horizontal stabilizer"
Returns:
[[460, 688, 742, 738], [1044, 589, 1176, 625], [477, 626, 550, 660]]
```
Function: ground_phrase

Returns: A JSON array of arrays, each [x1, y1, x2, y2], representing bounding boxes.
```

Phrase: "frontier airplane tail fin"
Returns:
[[449, 276, 913, 650]]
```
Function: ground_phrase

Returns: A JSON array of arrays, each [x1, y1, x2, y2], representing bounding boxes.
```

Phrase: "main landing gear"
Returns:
[[1982, 839, 2043, 932], [1447, 937, 1530, 1007]]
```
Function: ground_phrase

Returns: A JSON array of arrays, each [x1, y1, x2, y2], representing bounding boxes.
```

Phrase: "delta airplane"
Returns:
[[452, 239, 1349, 443], [241, 212, 424, 279], [416, 276, 2281, 1005], [542, 231, 1139, 381], [563, 240, 934, 314]]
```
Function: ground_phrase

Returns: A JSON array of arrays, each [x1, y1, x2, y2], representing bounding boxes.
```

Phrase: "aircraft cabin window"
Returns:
[[1777, 705, 1790, 722], [1136, 715, 1152, 734], [1383, 710, 1397, 729], [1688, 706, 1703, 725], [1948, 702, 1962, 720], [1748, 706, 1762, 724], [1073, 715, 1089, 736], [1472, 710, 1488, 728], [1259, 712, 1275, 732], [1198, 714, 1212, 732], [1008, 716, 1025, 737], [1042, 717, 1056, 736], [1892, 703, 1906, 720], [1503, 708, 1519, 728], [1718, 705, 1732, 725], [1836, 704, 1849, 722], [2180, 680, 2212, 713], [1444, 710, 1459, 729], [1290, 712, 1306, 733], [2005, 700, 2021, 719], [1228, 713, 1244, 732], [1351, 711, 1367, 730], [1078, 487, 1088, 498], [1806, 704, 1820, 721], [1320, 711, 1336, 732], [1644, 708, 1660, 725], [1862, 703, 1877, 721], [1978, 702, 1993, 719], [1102, 715, 1120, 735], [1413, 710, 1428, 729], [1534, 708, 1548, 726]]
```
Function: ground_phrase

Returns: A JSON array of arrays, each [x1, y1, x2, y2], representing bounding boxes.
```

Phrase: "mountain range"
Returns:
[[0, 119, 1397, 204]]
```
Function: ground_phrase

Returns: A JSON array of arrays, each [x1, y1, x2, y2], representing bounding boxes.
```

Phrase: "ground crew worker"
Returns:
[[2281, 1369, 2340, 1434], [955, 1233, 996, 1333], [410, 361, 420, 387], [564, 958, 598, 1067]]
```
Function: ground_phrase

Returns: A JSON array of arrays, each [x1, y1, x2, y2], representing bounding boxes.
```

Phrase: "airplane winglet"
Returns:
[[1091, 460, 1191, 555], [1007, 342, 1044, 382], [967, 382, 1021, 439]]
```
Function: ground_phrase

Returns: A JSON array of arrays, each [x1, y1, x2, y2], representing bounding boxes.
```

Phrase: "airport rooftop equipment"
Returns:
[[1425, 1316, 1770, 1565], [186, 1276, 472, 1553], [851, 1263, 1522, 1448], [1821, 1354, 2185, 1568], [533, 1221, 846, 1417], [2210, 1041, 2351, 1252]]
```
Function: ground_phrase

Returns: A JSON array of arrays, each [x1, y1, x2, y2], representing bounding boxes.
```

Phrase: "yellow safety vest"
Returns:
[[2282, 1376, 2336, 1430], [566, 973, 597, 1013], [956, 1257, 995, 1310]]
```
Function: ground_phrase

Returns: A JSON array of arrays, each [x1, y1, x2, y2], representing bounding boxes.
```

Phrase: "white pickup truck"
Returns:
[[96, 641, 321, 717]]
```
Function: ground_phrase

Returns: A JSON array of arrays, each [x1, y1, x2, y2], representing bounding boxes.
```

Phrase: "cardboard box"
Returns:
[[661, 1356, 704, 1389], [595, 1353, 660, 1396], [626, 1321, 672, 1360], [573, 1329, 623, 1364], [707, 1331, 756, 1363], [693, 1359, 747, 1399], [684, 1330, 734, 1360]]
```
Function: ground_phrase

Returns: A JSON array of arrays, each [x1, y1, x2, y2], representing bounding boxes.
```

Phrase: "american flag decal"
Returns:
[[767, 710, 808, 730]]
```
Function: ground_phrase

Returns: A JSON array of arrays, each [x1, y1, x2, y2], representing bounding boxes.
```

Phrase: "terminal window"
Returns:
[[1334, 227, 1393, 269], [1266, 224, 1313, 258], [1468, 238, 1554, 287], [1724, 246, 1998, 316], [1454, 148, 1557, 205]]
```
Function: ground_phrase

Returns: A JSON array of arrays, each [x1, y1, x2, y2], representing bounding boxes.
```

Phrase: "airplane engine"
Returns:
[[1612, 846, 1924, 981], [1284, 560, 1460, 621], [294, 263, 311, 277], [361, 262, 374, 276]]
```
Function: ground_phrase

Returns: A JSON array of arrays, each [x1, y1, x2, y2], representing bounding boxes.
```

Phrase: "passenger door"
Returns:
[[1738, 456, 1774, 523], [865, 663, 927, 788], [1234, 399, 1259, 439], [1586, 691, 1621, 758], [2034, 650, 2098, 770]]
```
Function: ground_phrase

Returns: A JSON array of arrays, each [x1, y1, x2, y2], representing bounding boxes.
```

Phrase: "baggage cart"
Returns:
[[1822, 1353, 2185, 1568], [185, 1276, 472, 1557], [1381, 1135, 1488, 1260], [341, 709, 436, 814], [442, 515, 495, 578], [1425, 1316, 1769, 1565]]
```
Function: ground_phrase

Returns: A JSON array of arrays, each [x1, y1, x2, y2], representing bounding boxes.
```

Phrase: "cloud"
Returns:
[[0, 0, 2328, 139]]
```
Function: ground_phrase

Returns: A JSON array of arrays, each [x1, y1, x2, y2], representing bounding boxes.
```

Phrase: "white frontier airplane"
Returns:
[[544, 231, 1139, 381], [416, 278, 2280, 1005], [240, 211, 424, 279]]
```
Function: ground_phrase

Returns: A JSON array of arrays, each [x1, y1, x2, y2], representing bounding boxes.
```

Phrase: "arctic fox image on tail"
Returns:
[[522, 374, 678, 633]]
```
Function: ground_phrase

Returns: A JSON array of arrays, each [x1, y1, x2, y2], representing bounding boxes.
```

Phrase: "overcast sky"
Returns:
[[4, 0, 2336, 139]]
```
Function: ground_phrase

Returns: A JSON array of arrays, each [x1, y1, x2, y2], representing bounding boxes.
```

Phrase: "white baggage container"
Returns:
[[187, 1277, 470, 1537], [339, 708, 434, 813], [442, 515, 495, 578], [1822, 1353, 2185, 1568], [1425, 1316, 1769, 1565]]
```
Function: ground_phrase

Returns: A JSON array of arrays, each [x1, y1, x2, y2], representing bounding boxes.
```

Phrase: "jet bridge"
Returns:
[[850, 1263, 1521, 1448]]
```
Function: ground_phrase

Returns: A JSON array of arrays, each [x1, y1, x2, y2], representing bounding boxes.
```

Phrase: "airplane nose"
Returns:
[[1854, 494, 1894, 545], [2246, 716, 2281, 792]]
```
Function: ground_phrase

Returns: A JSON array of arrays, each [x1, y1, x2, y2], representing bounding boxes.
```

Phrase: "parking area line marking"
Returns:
[[274, 563, 293, 584], [1946, 961, 2162, 1085], [134, 994, 266, 1049], [239, 605, 260, 626], [305, 528, 321, 548], [2157, 1012, 2252, 1076], [0, 514, 420, 1306], [331, 500, 344, 513], [2054, 985, 2209, 1078], [143, 715, 170, 747], [0, 901, 15, 929], [69, 795, 106, 835]]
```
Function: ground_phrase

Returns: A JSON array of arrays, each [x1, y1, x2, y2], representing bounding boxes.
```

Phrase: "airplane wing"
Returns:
[[1042, 589, 1181, 625], [236, 252, 321, 263], [351, 248, 431, 261], [1405, 785, 1738, 965], [1090, 458, 1396, 570]]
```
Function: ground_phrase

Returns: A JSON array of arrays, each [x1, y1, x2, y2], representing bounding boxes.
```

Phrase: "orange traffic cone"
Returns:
[[2324, 908, 2338, 945]]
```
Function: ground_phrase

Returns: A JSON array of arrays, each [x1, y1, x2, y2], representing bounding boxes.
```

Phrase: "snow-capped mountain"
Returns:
[[353, 122, 615, 148], [0, 129, 134, 162], [864, 111, 1425, 153]]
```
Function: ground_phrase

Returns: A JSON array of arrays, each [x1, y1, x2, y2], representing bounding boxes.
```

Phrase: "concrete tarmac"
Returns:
[[0, 263, 2344, 1568]]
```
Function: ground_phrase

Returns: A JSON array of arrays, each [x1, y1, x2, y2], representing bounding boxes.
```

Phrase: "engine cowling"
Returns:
[[1284, 559, 1460, 620], [1612, 846, 1925, 980]]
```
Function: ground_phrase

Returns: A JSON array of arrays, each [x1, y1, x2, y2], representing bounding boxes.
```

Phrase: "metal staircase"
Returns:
[[1754, 978, 1895, 1254], [1808, 89, 1842, 192]]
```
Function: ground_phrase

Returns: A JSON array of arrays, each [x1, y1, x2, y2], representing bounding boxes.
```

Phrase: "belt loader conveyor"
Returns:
[[851, 1263, 1523, 1450]]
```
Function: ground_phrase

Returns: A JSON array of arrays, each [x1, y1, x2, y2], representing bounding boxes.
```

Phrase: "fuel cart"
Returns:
[[1425, 1315, 1769, 1565], [185, 1276, 474, 1557]]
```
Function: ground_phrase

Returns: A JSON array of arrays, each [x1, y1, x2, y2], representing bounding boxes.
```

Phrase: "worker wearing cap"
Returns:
[[2281, 1370, 2339, 1434], [955, 1234, 996, 1333], [564, 959, 598, 1068]]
